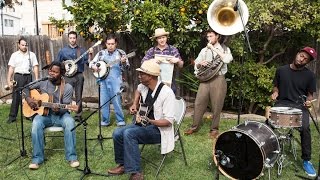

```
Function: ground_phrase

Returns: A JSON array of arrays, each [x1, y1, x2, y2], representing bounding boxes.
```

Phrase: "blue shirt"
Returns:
[[56, 45, 88, 73]]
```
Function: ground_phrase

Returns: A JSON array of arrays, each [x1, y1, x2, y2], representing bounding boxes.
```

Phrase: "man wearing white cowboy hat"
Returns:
[[108, 60, 176, 180], [142, 28, 184, 93]]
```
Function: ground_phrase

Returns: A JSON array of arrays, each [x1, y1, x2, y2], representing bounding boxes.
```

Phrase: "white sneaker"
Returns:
[[69, 160, 80, 168]]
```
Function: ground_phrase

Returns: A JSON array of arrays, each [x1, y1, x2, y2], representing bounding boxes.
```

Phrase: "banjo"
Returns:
[[90, 51, 136, 79], [64, 40, 102, 77]]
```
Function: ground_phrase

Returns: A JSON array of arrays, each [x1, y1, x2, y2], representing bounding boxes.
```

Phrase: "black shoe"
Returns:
[[7, 118, 17, 124]]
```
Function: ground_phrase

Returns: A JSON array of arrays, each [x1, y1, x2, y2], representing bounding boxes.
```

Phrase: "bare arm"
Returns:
[[7, 66, 14, 87], [149, 119, 171, 127], [33, 65, 39, 80], [271, 86, 279, 101], [129, 90, 141, 114]]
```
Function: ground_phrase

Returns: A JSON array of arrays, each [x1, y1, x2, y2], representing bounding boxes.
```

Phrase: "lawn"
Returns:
[[0, 104, 318, 180]]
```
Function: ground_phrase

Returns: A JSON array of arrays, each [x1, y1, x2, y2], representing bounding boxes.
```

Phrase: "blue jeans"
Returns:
[[113, 124, 161, 173], [30, 112, 77, 164], [100, 77, 125, 124]]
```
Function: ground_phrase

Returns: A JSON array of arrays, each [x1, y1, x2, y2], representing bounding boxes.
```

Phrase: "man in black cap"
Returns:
[[271, 46, 318, 177]]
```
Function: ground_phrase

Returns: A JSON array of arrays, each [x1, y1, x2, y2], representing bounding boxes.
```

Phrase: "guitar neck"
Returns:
[[41, 102, 68, 109], [106, 52, 135, 67]]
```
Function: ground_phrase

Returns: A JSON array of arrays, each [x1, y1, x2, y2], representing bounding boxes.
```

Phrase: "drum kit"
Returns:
[[213, 106, 303, 180]]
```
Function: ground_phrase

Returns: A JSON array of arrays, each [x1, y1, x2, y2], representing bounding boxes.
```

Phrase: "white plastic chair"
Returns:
[[141, 96, 188, 177], [44, 126, 64, 151]]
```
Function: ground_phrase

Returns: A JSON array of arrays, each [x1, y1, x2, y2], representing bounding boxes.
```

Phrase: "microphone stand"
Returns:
[[5, 79, 42, 165], [88, 63, 111, 150], [71, 88, 124, 179], [234, 0, 252, 125], [295, 104, 320, 180]]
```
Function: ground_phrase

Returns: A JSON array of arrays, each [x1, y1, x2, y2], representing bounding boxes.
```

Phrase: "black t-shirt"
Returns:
[[273, 64, 316, 106]]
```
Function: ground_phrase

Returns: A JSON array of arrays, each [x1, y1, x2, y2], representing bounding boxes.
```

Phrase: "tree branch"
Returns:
[[262, 50, 286, 65]]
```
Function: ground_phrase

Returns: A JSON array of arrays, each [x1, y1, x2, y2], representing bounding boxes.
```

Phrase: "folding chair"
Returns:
[[44, 126, 64, 151], [141, 96, 188, 177]]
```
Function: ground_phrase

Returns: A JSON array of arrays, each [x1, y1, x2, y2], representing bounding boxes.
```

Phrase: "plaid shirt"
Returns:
[[142, 44, 182, 62]]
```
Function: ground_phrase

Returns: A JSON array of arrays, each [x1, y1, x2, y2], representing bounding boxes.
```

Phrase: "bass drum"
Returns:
[[213, 121, 280, 179]]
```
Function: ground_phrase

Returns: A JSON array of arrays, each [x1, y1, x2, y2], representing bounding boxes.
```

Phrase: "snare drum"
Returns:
[[270, 107, 302, 128]]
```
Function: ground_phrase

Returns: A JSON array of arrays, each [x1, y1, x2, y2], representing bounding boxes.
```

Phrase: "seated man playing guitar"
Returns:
[[107, 60, 176, 180], [24, 61, 80, 170]]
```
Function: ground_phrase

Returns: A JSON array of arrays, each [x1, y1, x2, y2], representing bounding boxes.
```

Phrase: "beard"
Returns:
[[293, 61, 305, 69]]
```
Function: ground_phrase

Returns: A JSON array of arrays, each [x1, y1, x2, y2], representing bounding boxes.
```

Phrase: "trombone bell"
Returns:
[[207, 0, 249, 36]]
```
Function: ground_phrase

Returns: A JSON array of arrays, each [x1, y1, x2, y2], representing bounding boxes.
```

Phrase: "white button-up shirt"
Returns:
[[8, 51, 38, 74], [137, 81, 176, 154]]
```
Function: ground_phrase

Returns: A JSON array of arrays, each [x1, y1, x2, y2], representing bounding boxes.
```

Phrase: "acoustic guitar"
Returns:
[[23, 89, 78, 118], [134, 103, 150, 127]]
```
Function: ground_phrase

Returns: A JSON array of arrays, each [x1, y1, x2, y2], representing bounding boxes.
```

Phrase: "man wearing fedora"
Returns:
[[271, 47, 318, 177], [107, 60, 176, 180], [142, 28, 184, 93]]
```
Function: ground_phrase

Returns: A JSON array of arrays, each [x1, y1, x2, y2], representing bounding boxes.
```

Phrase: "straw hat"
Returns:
[[150, 28, 170, 39], [136, 60, 161, 76]]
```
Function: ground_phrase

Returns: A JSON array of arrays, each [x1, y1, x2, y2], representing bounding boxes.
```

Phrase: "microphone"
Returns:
[[215, 150, 234, 168], [233, 0, 239, 11], [33, 76, 51, 83], [96, 62, 101, 67], [120, 84, 127, 93]]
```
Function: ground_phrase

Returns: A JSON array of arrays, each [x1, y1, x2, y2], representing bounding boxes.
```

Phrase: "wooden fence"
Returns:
[[0, 35, 195, 108]]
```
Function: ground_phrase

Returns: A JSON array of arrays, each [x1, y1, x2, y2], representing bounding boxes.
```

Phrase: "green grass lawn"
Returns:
[[0, 104, 319, 180]]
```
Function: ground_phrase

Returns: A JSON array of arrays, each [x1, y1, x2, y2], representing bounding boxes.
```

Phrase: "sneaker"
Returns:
[[303, 160, 316, 177], [29, 163, 39, 170], [116, 121, 126, 127], [69, 160, 80, 168], [101, 121, 111, 126]]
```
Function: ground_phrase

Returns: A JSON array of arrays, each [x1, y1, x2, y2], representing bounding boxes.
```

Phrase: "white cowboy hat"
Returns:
[[150, 28, 170, 39]]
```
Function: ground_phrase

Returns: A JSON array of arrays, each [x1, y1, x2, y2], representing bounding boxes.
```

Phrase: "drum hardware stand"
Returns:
[[87, 68, 112, 150], [276, 128, 299, 176], [71, 87, 125, 179]]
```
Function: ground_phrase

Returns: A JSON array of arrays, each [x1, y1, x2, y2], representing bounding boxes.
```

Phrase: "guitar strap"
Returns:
[[59, 77, 65, 104], [141, 82, 164, 119], [76, 46, 81, 63]]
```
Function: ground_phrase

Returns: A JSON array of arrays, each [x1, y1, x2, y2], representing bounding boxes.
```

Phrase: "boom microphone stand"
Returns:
[[71, 86, 125, 179], [234, 0, 252, 125], [88, 63, 111, 150], [5, 77, 48, 165]]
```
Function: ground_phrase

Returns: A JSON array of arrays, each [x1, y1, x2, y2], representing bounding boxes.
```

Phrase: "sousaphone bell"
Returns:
[[207, 0, 249, 36]]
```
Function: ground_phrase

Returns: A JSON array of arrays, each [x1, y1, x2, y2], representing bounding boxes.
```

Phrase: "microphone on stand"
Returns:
[[120, 84, 127, 93], [25, 76, 51, 87], [215, 150, 234, 168]]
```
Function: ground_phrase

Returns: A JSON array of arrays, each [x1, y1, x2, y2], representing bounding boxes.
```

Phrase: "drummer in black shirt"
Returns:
[[271, 47, 317, 177]]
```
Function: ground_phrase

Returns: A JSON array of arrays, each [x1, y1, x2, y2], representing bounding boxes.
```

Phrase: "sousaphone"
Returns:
[[207, 0, 249, 36]]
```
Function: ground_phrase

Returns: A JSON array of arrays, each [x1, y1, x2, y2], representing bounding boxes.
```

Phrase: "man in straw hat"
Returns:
[[142, 28, 184, 93], [108, 60, 176, 180], [270, 47, 318, 177]]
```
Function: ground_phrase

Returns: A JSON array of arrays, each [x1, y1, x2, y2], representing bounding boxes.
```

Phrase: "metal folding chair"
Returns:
[[141, 96, 188, 177], [44, 126, 64, 151]]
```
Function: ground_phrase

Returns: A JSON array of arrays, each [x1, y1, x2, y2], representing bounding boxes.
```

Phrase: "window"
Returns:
[[4, 19, 14, 27]]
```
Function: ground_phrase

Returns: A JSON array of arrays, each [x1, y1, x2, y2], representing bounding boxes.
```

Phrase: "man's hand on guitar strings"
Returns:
[[26, 97, 39, 111]]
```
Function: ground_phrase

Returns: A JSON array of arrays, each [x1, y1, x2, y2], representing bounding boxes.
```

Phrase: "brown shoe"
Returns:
[[129, 173, 144, 180], [107, 165, 125, 175], [184, 127, 197, 135], [209, 130, 219, 139]]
